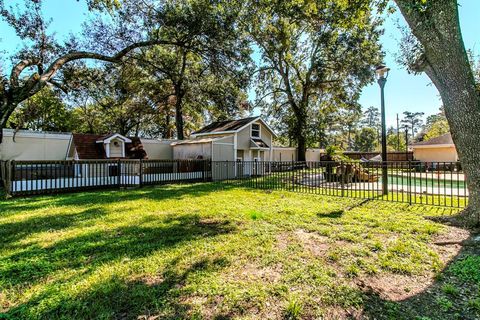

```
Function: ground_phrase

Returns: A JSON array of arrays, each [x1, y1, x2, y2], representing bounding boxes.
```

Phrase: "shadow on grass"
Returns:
[[1, 213, 236, 319], [6, 255, 232, 319], [0, 206, 108, 248], [317, 210, 344, 219], [0, 182, 239, 213], [361, 232, 480, 320]]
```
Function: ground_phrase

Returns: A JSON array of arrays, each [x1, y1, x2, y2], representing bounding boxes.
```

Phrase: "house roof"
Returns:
[[192, 116, 277, 137], [96, 133, 131, 144], [72, 134, 107, 159], [193, 116, 258, 134], [72, 133, 145, 159], [411, 133, 454, 147], [250, 138, 270, 149]]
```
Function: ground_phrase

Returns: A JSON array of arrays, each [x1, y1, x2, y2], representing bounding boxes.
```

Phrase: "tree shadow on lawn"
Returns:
[[1, 213, 236, 319], [317, 209, 344, 219], [361, 232, 480, 320], [0, 206, 108, 249], [6, 255, 232, 320], [0, 182, 239, 213]]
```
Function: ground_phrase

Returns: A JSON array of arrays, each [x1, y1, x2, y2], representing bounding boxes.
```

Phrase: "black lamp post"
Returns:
[[405, 128, 409, 161], [376, 65, 390, 195]]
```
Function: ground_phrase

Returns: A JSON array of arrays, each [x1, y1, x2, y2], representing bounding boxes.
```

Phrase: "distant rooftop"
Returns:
[[412, 133, 454, 146]]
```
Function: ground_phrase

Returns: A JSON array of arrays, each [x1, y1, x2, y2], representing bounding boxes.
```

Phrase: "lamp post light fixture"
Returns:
[[375, 64, 390, 195]]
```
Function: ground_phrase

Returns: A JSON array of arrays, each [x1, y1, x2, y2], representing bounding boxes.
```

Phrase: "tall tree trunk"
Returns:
[[0, 102, 17, 130], [174, 49, 188, 140], [347, 127, 352, 150], [0, 100, 18, 142], [174, 87, 185, 140], [297, 134, 306, 161], [396, 0, 480, 226], [294, 107, 307, 161], [164, 109, 172, 139]]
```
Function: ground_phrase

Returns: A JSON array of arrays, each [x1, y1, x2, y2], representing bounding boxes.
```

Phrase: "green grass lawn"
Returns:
[[0, 183, 478, 319]]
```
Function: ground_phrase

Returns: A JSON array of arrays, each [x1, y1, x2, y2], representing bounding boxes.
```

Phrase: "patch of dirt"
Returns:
[[235, 262, 283, 283], [136, 315, 161, 320], [276, 232, 290, 250], [355, 274, 434, 301], [356, 226, 471, 302], [277, 229, 333, 256], [197, 218, 229, 226], [294, 229, 331, 254], [138, 275, 164, 286], [181, 294, 284, 320], [321, 306, 365, 320], [430, 225, 470, 264]]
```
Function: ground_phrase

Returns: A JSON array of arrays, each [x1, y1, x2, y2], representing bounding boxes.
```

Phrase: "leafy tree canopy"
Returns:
[[247, 0, 383, 159]]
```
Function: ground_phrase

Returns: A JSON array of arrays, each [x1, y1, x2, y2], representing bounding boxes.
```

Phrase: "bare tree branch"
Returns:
[[39, 39, 183, 83]]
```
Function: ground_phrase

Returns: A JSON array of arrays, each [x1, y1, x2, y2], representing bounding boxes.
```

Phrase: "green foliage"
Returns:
[[0, 0, 252, 135], [346, 263, 360, 278], [7, 87, 73, 132], [354, 127, 378, 152], [436, 296, 453, 312], [387, 127, 407, 151], [66, 64, 163, 136], [441, 283, 459, 296], [249, 210, 264, 220], [85, 0, 121, 10], [249, 0, 383, 156], [423, 108, 450, 141], [467, 297, 480, 313], [325, 145, 341, 157], [448, 256, 480, 284], [134, 0, 252, 137], [401, 111, 424, 139], [424, 118, 450, 140], [362, 106, 381, 129], [284, 296, 303, 319]]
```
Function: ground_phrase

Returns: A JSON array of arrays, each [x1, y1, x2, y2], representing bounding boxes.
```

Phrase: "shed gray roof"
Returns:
[[193, 116, 259, 135]]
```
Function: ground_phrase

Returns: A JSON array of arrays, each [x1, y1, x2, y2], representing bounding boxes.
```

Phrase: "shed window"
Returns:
[[251, 123, 260, 138]]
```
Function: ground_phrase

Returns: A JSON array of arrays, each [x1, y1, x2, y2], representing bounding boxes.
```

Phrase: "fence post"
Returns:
[[225, 160, 230, 182], [208, 160, 211, 182], [291, 159, 294, 191], [5, 160, 13, 197], [255, 159, 258, 188], [117, 159, 121, 188], [340, 161, 345, 197], [139, 159, 143, 187], [408, 160, 412, 205], [0, 161, 4, 191]]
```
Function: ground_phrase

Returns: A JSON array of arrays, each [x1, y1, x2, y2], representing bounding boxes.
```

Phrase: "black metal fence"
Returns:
[[0, 159, 468, 208], [212, 160, 468, 208], [0, 159, 211, 196]]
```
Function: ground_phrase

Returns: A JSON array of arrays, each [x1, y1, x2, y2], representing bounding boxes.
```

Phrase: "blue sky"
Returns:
[[359, 0, 480, 127], [1, 0, 479, 127]]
